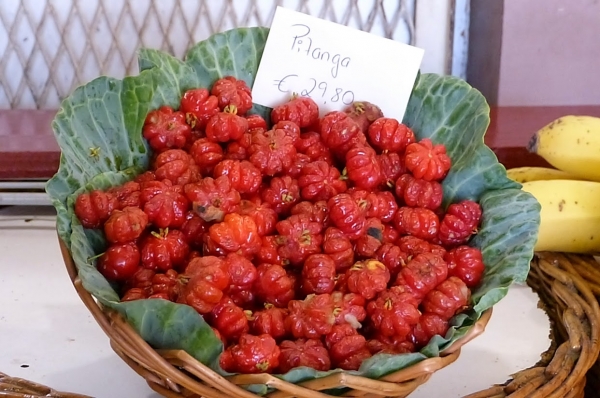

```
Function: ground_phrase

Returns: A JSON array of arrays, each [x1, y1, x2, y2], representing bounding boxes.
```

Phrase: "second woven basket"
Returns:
[[466, 252, 600, 398]]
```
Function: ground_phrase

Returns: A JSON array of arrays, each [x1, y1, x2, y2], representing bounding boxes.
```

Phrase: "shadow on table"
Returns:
[[409, 346, 522, 398]]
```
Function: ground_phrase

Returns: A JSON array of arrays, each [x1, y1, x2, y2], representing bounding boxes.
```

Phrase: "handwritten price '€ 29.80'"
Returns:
[[274, 74, 355, 106]]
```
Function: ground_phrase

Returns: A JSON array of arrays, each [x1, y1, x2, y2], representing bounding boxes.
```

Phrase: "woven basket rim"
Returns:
[[0, 372, 92, 398]]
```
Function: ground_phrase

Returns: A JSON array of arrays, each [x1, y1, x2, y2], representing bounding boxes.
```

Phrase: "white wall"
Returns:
[[499, 0, 600, 106]]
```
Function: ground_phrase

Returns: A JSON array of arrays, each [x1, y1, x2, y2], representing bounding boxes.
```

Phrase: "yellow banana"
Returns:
[[506, 167, 583, 183], [528, 115, 600, 181], [520, 179, 600, 253]]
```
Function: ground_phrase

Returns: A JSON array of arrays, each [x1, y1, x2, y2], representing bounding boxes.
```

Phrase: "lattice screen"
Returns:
[[0, 0, 416, 109]]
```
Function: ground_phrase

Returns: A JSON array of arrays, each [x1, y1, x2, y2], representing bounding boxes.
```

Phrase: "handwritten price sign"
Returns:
[[252, 7, 424, 120], [274, 74, 355, 106]]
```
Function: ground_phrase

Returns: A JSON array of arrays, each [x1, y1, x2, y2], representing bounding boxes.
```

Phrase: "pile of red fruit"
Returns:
[[74, 75, 485, 375]]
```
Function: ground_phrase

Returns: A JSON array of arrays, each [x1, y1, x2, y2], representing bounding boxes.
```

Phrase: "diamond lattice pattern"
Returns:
[[0, 0, 415, 109]]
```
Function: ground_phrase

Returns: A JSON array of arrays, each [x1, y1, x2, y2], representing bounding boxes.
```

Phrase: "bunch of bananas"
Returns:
[[507, 115, 600, 253]]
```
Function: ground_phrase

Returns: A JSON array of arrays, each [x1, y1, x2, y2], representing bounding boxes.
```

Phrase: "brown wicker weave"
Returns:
[[0, 372, 91, 398], [465, 252, 600, 398], [59, 237, 492, 398]]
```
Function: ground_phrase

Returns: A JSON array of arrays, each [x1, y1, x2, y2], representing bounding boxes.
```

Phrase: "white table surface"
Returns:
[[0, 205, 551, 398]]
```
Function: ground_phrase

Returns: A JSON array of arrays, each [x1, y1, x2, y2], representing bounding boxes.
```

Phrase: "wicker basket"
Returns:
[[465, 252, 600, 398], [59, 237, 493, 398], [0, 372, 91, 398], [60, 230, 600, 398]]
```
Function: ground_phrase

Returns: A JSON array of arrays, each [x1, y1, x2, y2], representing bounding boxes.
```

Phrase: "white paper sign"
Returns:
[[252, 7, 425, 121]]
